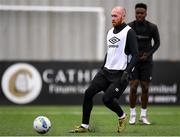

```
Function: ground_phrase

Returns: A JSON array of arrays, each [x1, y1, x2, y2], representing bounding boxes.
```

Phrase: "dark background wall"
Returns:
[[0, 61, 179, 105]]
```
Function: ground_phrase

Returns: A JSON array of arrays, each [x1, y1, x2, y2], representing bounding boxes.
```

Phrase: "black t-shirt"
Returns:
[[128, 20, 160, 61]]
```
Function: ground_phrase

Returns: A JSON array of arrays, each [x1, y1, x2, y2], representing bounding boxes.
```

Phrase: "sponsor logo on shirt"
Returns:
[[109, 36, 120, 44]]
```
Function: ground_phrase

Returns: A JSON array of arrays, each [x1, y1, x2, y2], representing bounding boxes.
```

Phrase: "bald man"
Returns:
[[70, 6, 139, 133]]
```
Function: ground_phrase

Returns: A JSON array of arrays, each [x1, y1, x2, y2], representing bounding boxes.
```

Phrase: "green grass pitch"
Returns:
[[0, 105, 180, 136]]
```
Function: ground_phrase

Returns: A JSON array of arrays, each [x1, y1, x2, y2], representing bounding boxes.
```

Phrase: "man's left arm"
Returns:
[[148, 25, 160, 56]]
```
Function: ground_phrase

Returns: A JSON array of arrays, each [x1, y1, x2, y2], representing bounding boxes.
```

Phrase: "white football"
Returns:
[[33, 116, 51, 134]]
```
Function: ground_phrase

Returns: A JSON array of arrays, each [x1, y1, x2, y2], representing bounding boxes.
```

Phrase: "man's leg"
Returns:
[[70, 71, 109, 133], [129, 80, 139, 108], [82, 81, 108, 125], [129, 80, 139, 124], [140, 81, 149, 109], [139, 61, 153, 125], [139, 80, 151, 125], [102, 80, 128, 132]]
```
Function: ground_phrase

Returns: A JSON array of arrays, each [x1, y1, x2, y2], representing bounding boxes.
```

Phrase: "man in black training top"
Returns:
[[128, 3, 160, 125], [70, 6, 138, 133]]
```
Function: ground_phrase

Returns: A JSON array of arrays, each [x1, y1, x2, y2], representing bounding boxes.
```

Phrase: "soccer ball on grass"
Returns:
[[33, 116, 51, 134]]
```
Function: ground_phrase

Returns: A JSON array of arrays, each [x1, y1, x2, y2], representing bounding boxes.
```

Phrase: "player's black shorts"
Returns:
[[130, 61, 153, 81]]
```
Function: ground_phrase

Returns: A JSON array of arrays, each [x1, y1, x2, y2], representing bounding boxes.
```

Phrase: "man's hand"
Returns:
[[121, 71, 129, 82], [139, 52, 149, 61]]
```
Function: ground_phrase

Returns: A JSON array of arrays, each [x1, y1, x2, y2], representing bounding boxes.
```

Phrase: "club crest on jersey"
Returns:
[[109, 36, 120, 44]]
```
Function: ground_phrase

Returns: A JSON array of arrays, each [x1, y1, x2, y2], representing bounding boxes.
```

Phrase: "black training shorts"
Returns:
[[130, 61, 153, 81]]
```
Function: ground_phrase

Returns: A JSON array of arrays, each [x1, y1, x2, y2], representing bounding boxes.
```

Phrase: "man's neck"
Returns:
[[113, 23, 126, 34]]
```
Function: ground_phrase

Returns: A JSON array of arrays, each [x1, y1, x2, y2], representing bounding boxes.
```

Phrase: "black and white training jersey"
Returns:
[[103, 23, 139, 74], [105, 26, 131, 70]]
